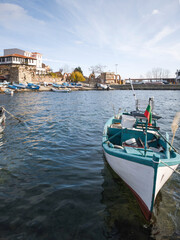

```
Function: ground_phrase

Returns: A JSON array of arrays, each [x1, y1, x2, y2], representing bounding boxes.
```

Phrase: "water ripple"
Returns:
[[0, 90, 179, 239]]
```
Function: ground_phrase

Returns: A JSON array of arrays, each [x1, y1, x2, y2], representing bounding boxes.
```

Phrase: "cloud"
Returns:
[[0, 3, 45, 32], [146, 26, 177, 46], [75, 40, 84, 45], [152, 9, 160, 15]]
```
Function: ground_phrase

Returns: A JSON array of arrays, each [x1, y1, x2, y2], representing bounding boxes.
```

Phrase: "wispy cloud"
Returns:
[[146, 26, 177, 46], [75, 40, 84, 45], [0, 0, 179, 77], [152, 9, 160, 15], [0, 3, 45, 31]]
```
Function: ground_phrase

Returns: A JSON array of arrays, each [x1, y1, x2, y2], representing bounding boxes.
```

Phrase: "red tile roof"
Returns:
[[0, 54, 36, 60], [32, 52, 41, 55]]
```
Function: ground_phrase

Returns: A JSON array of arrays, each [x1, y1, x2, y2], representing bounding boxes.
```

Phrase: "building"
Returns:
[[100, 72, 124, 84], [3, 48, 45, 74], [0, 54, 36, 66], [0, 48, 49, 83], [0, 53, 36, 83]]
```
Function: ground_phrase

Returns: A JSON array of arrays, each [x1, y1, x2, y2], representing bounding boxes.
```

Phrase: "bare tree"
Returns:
[[162, 69, 170, 78], [59, 68, 63, 73], [62, 64, 71, 73], [89, 64, 107, 76], [147, 68, 170, 80], [146, 71, 152, 79]]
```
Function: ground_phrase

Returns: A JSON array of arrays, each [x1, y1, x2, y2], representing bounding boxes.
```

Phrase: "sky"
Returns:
[[0, 0, 180, 78]]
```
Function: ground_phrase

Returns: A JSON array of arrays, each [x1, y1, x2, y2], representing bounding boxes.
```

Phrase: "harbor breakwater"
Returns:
[[111, 83, 180, 90]]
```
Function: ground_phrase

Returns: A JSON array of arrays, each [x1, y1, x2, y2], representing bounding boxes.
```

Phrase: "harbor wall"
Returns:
[[110, 84, 180, 90]]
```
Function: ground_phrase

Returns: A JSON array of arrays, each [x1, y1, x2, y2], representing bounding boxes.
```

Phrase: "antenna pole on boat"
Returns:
[[130, 78, 138, 110], [144, 121, 148, 156], [144, 98, 153, 156]]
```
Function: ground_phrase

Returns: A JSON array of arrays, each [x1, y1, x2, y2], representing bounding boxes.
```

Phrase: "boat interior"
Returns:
[[107, 113, 174, 159]]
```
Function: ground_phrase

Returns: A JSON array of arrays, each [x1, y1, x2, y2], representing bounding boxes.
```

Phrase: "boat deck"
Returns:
[[124, 146, 166, 159]]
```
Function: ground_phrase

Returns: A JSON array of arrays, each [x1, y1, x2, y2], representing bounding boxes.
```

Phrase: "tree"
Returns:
[[59, 68, 63, 74], [89, 64, 107, 76], [146, 68, 170, 80], [74, 66, 83, 75], [71, 71, 85, 82], [61, 64, 71, 73]]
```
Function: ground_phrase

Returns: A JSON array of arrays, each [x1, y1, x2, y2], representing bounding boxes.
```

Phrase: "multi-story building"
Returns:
[[0, 53, 36, 66], [3, 48, 45, 74]]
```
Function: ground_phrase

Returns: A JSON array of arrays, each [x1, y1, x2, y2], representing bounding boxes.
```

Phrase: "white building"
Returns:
[[0, 53, 36, 66], [3, 48, 45, 74]]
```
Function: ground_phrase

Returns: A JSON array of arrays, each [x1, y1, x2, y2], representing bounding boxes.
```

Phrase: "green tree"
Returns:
[[71, 71, 85, 82], [74, 66, 83, 75]]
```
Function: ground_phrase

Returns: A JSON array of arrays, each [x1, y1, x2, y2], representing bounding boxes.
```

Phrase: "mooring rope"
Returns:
[[160, 160, 180, 175], [2, 107, 22, 123]]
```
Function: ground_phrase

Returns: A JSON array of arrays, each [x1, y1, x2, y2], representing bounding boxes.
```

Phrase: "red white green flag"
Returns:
[[144, 104, 152, 126]]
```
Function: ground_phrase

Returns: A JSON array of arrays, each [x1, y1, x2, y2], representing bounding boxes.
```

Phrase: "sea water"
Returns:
[[0, 90, 179, 239]]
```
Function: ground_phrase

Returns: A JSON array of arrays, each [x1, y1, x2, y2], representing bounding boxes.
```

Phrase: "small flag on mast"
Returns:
[[144, 104, 152, 126]]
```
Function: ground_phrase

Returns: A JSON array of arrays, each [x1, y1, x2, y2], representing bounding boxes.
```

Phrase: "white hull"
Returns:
[[103, 150, 178, 219], [51, 87, 71, 93]]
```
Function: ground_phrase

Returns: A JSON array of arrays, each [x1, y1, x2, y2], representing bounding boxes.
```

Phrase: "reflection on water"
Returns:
[[101, 159, 152, 240], [0, 90, 179, 239]]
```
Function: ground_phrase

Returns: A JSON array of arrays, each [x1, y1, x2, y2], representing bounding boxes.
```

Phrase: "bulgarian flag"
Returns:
[[144, 104, 152, 126]]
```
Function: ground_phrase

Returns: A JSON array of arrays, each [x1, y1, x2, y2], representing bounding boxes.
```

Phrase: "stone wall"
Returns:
[[0, 64, 64, 84], [32, 75, 62, 84], [0, 64, 36, 83], [18, 65, 36, 83], [0, 65, 11, 79]]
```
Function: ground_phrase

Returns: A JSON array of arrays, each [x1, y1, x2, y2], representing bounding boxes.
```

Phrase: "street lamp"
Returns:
[[115, 64, 118, 74]]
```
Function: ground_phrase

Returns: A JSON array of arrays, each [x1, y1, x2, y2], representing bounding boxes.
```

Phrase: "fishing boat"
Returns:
[[8, 85, 18, 90], [51, 87, 71, 93], [52, 83, 62, 88], [26, 83, 40, 90], [13, 83, 26, 89], [102, 98, 180, 220], [97, 83, 109, 90], [0, 107, 6, 133]]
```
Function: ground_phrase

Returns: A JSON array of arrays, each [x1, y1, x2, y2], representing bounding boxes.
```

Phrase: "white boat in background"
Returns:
[[102, 98, 180, 220], [51, 87, 71, 93], [0, 81, 10, 87], [97, 83, 110, 90]]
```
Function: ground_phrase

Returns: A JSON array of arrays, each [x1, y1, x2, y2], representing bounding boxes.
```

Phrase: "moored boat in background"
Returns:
[[52, 83, 62, 88], [26, 83, 40, 90], [102, 98, 180, 220], [97, 83, 110, 90], [8, 85, 18, 90], [51, 87, 71, 93], [13, 83, 26, 89]]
